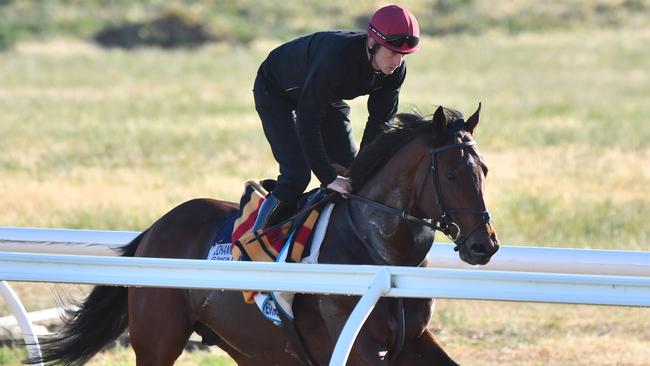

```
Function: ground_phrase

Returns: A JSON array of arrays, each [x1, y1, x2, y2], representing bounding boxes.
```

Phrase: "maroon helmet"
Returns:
[[368, 4, 420, 54]]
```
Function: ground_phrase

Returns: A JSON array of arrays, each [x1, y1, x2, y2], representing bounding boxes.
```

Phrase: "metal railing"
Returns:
[[1, 227, 649, 366]]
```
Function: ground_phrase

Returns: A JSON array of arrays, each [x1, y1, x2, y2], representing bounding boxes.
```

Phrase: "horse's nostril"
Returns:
[[470, 243, 486, 255]]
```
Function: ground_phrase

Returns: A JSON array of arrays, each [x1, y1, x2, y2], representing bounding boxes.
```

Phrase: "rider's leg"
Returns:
[[253, 73, 307, 230], [253, 191, 297, 231]]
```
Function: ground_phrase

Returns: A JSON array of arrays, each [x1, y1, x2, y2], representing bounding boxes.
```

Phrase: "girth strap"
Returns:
[[278, 297, 407, 366], [278, 308, 318, 366], [387, 298, 406, 365]]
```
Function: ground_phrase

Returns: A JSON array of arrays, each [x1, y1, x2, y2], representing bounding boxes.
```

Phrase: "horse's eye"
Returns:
[[446, 172, 456, 181]]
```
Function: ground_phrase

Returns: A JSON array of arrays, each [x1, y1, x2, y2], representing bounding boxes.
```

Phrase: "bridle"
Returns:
[[348, 138, 493, 259], [427, 140, 492, 251], [344, 137, 493, 365]]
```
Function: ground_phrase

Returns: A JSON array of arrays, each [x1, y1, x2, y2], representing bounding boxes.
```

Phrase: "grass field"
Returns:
[[1, 26, 649, 365]]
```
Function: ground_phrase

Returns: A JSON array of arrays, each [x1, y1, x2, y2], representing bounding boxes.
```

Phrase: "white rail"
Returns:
[[427, 244, 650, 276], [0, 227, 128, 256], [1, 252, 649, 306], [2, 227, 650, 276], [0, 306, 72, 328], [0, 281, 43, 365], [330, 268, 391, 365], [1, 227, 650, 366]]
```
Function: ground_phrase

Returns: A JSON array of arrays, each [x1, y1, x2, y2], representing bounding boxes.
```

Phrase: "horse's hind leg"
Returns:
[[129, 288, 194, 366]]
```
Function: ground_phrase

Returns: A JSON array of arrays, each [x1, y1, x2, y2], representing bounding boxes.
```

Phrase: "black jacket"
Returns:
[[259, 30, 406, 185]]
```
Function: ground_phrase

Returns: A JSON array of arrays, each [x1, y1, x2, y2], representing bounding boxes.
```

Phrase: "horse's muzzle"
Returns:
[[459, 236, 500, 265]]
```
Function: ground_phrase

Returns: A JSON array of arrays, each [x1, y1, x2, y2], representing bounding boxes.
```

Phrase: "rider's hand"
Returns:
[[326, 176, 352, 198]]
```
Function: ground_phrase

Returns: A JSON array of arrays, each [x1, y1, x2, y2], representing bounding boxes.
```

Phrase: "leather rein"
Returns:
[[348, 140, 492, 261]]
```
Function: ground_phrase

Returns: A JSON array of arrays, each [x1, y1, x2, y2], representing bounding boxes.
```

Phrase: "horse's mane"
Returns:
[[349, 107, 465, 192]]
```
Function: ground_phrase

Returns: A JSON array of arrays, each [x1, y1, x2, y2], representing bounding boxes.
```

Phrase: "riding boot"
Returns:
[[253, 192, 295, 232]]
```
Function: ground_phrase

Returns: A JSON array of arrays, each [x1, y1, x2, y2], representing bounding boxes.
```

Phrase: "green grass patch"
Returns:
[[498, 191, 650, 249], [0, 347, 26, 366]]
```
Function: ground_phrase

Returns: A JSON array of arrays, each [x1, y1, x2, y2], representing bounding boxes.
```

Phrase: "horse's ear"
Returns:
[[432, 106, 448, 136], [465, 102, 481, 135]]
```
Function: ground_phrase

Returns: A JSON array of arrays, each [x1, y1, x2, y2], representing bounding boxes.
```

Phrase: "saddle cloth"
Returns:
[[231, 180, 328, 264], [206, 179, 333, 324]]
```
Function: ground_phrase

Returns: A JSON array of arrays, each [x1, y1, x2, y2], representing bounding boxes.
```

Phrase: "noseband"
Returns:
[[349, 139, 492, 256]]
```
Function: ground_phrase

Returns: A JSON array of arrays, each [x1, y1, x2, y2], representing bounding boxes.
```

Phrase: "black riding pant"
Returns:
[[253, 73, 357, 203]]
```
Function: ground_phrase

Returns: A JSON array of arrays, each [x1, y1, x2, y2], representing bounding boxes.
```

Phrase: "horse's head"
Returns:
[[349, 104, 499, 266], [414, 104, 499, 264]]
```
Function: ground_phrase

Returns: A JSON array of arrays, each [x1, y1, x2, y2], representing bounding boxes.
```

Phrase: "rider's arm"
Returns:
[[295, 64, 340, 187]]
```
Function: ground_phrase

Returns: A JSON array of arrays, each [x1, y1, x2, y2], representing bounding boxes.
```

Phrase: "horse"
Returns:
[[27, 105, 499, 366]]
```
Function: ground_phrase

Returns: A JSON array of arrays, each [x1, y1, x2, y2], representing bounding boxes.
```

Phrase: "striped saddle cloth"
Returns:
[[231, 180, 330, 305]]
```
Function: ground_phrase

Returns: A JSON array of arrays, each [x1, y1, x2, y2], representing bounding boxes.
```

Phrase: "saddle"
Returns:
[[231, 179, 332, 304]]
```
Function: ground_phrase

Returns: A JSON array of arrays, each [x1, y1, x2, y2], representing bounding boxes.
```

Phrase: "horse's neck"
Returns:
[[359, 138, 428, 218], [349, 139, 430, 265]]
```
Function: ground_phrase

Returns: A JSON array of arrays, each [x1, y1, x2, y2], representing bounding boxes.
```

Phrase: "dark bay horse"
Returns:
[[28, 105, 499, 366]]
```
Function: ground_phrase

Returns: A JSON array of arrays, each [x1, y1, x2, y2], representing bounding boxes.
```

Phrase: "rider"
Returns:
[[253, 4, 420, 231]]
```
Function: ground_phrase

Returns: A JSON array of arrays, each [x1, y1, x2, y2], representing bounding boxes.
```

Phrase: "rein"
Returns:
[[344, 196, 438, 267], [348, 140, 492, 256]]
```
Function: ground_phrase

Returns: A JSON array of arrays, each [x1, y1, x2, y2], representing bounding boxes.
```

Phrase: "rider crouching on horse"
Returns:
[[253, 4, 421, 231]]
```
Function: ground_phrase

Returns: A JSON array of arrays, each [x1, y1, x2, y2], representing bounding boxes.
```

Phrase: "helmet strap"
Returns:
[[368, 43, 380, 55], [366, 37, 382, 72], [367, 36, 380, 55]]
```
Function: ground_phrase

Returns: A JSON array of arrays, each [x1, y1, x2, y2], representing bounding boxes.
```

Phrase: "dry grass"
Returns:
[[436, 300, 650, 366]]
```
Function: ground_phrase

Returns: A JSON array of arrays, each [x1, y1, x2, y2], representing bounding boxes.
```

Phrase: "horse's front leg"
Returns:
[[317, 295, 396, 365]]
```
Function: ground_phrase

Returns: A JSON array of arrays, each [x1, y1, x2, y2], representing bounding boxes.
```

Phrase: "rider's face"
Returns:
[[372, 45, 405, 75]]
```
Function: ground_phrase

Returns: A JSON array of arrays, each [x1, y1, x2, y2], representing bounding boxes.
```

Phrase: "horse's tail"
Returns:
[[25, 230, 147, 365]]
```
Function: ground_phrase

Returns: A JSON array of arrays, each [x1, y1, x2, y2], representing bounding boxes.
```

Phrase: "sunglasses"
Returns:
[[368, 24, 420, 49]]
